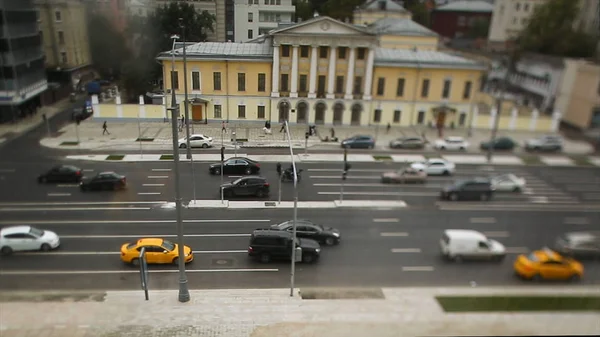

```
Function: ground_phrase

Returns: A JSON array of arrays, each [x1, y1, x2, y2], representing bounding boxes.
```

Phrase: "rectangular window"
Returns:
[[248, 13, 253, 22], [276, 0, 280, 4], [442, 79, 451, 99], [258, 73, 266, 92], [257, 105, 265, 119], [300, 46, 309, 58], [396, 78, 405, 96], [317, 75, 326, 96], [281, 45, 290, 57], [299, 74, 308, 92], [55, 10, 62, 21], [353, 76, 362, 94], [421, 79, 430, 98], [238, 105, 246, 118], [335, 76, 344, 93], [376, 77, 385, 96], [192, 71, 200, 90], [58, 31, 65, 44], [171, 71, 179, 90], [214, 105, 222, 119], [357, 48, 366, 60], [393, 110, 401, 123], [213, 72, 221, 91], [515, 2, 520, 10], [60, 52, 67, 64], [280, 74, 289, 92], [373, 109, 382, 123], [247, 29, 253, 39], [338, 47, 346, 59], [463, 81, 472, 99], [459, 113, 467, 126], [238, 73, 246, 91], [319, 46, 328, 58]]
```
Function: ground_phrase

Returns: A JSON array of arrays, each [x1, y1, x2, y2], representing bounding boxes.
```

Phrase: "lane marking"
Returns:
[[563, 217, 590, 225], [308, 169, 388, 172], [380, 232, 409, 237], [0, 207, 151, 212], [318, 191, 438, 196], [0, 269, 279, 276], [402, 266, 434, 272], [391, 248, 421, 253], [56, 185, 78, 188], [152, 169, 171, 172], [373, 218, 400, 223], [0, 169, 16, 173], [505, 247, 529, 254], [148, 176, 169, 179], [21, 250, 247, 256], [138, 192, 161, 195], [194, 250, 246, 254], [229, 176, 242, 178], [310, 176, 380, 180], [469, 217, 496, 224], [0, 219, 271, 225], [60, 234, 251, 239], [314, 183, 442, 189], [482, 231, 510, 238], [47, 193, 71, 197], [0, 201, 167, 206], [83, 169, 94, 172], [143, 184, 165, 187]]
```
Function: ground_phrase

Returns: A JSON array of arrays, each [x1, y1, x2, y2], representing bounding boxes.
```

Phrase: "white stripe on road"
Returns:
[[229, 176, 242, 178], [60, 234, 251, 239], [373, 218, 400, 223], [318, 191, 438, 196], [143, 184, 165, 187], [0, 201, 167, 206], [21, 250, 247, 256], [138, 192, 161, 195], [505, 247, 529, 254], [0, 269, 279, 276], [83, 169, 94, 172], [57, 185, 78, 188], [308, 169, 388, 172], [391, 248, 421, 253], [0, 219, 271, 225], [148, 176, 169, 179], [47, 193, 71, 197], [402, 266, 434, 272], [469, 217, 496, 224], [310, 176, 381, 180], [563, 217, 590, 225], [152, 169, 171, 172], [482, 231, 510, 238], [314, 183, 441, 188], [380, 232, 409, 237], [194, 250, 246, 254], [0, 207, 151, 212]]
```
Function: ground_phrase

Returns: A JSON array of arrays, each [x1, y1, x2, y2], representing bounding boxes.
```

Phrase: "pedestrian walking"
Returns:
[[386, 123, 391, 134], [222, 120, 227, 133], [279, 122, 286, 133], [102, 121, 109, 135]]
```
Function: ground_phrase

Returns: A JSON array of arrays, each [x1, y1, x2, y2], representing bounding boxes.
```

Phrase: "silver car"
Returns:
[[554, 231, 600, 259], [524, 135, 563, 152]]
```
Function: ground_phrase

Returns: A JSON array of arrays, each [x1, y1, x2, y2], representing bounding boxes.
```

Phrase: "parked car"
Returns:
[[389, 137, 425, 149], [381, 167, 427, 184], [554, 231, 600, 259], [209, 157, 260, 175], [433, 137, 469, 151], [411, 158, 455, 176], [0, 226, 60, 255], [341, 135, 376, 149], [178, 134, 213, 148], [38, 165, 83, 183], [270, 220, 341, 246], [120, 238, 193, 265], [247, 229, 321, 263], [490, 173, 526, 192], [439, 229, 506, 262], [440, 178, 494, 201], [220, 176, 270, 198], [524, 135, 563, 152], [513, 247, 583, 281], [480, 137, 516, 151], [80, 171, 127, 191]]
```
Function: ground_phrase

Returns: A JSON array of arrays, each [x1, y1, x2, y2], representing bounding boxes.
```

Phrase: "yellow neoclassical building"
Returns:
[[157, 2, 486, 128]]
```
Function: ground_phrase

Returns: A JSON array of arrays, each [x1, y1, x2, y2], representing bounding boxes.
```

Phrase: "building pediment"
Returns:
[[270, 16, 375, 37]]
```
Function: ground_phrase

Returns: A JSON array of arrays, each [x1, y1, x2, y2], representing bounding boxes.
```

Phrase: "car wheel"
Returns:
[[325, 237, 336, 246], [202, 143, 208, 148], [443, 170, 450, 176], [480, 193, 489, 201], [172, 257, 180, 265], [38, 177, 47, 184], [440, 146, 445, 150], [1, 246, 13, 255], [245, 168, 252, 175], [302, 253, 316, 263], [460, 147, 466, 151], [513, 186, 522, 193], [40, 243, 52, 252], [130, 258, 139, 266], [213, 168, 221, 175], [453, 255, 463, 263], [179, 144, 187, 149], [256, 189, 266, 198], [368, 144, 374, 149], [569, 274, 581, 282], [531, 274, 542, 282], [449, 193, 458, 201], [259, 253, 271, 263], [492, 254, 505, 262]]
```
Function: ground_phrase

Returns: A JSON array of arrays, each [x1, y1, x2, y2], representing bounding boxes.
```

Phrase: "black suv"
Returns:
[[440, 178, 494, 201], [248, 229, 321, 263], [221, 176, 270, 198]]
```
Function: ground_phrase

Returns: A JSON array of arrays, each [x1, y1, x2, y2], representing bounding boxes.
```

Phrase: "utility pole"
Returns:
[[180, 18, 192, 160], [283, 120, 299, 297], [486, 56, 512, 162], [340, 148, 350, 203]]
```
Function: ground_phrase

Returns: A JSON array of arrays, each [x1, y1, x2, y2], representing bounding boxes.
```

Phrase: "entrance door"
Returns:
[[351, 105, 361, 125], [192, 105, 203, 121], [315, 103, 326, 125]]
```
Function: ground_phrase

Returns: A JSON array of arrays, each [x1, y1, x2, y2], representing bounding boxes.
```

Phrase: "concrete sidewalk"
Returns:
[[0, 287, 598, 337]]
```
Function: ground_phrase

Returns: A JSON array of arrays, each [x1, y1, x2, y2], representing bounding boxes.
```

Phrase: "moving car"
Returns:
[[433, 137, 469, 151], [209, 157, 260, 175], [554, 231, 600, 259], [524, 135, 563, 152], [221, 176, 270, 198], [480, 137, 516, 151], [341, 135, 376, 149], [270, 220, 341, 246], [38, 165, 83, 183], [440, 178, 494, 201], [490, 173, 526, 192], [411, 158, 455, 176], [248, 229, 321, 263], [178, 134, 213, 148], [513, 247, 583, 282], [439, 229, 506, 262], [72, 106, 93, 122], [120, 238, 193, 265], [80, 171, 127, 191], [0, 226, 60, 255], [381, 168, 427, 184], [389, 137, 425, 149]]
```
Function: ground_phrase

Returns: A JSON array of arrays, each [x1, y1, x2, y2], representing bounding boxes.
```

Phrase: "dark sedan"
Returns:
[[480, 137, 516, 151], [80, 172, 127, 191], [221, 176, 270, 198], [341, 135, 375, 149], [270, 220, 341, 246], [38, 165, 83, 183], [209, 157, 261, 175]]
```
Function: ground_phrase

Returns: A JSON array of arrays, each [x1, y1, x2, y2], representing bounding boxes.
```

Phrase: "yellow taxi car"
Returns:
[[513, 247, 583, 282], [120, 238, 193, 265]]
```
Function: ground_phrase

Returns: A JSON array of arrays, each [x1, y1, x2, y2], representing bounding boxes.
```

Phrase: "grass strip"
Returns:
[[106, 155, 124, 160], [135, 137, 155, 142], [519, 154, 544, 165], [60, 141, 79, 146], [569, 155, 592, 166], [436, 295, 600, 312], [372, 155, 393, 161], [160, 154, 174, 160]]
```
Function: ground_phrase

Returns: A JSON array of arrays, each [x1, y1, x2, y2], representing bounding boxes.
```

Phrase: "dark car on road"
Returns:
[[341, 135, 376, 149], [389, 137, 426, 149], [440, 178, 494, 201], [480, 137, 516, 151], [80, 171, 127, 191], [221, 176, 270, 198], [554, 231, 600, 260], [248, 229, 321, 263], [38, 165, 83, 184], [270, 220, 341, 246], [209, 157, 260, 175]]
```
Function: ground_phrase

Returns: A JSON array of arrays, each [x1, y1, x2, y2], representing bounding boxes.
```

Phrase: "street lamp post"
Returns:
[[169, 35, 190, 303], [486, 57, 511, 163], [283, 120, 300, 297]]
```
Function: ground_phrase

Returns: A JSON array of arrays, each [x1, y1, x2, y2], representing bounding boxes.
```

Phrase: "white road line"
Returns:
[[138, 192, 161, 195], [505, 247, 529, 254], [470, 217, 496, 224], [0, 169, 16, 173], [318, 191, 438, 196], [143, 184, 165, 187], [563, 217, 590, 225], [373, 218, 400, 223], [380, 232, 409, 237], [0, 201, 167, 206], [60, 234, 251, 239], [308, 169, 387, 172], [0, 219, 270, 225], [47, 193, 71, 197], [0, 207, 151, 212], [391, 248, 421, 253], [83, 169, 94, 172], [482, 231, 510, 238], [148, 176, 169, 179], [402, 266, 434, 272], [21, 250, 247, 256], [56, 184, 78, 188], [229, 176, 242, 178], [314, 183, 442, 188], [194, 250, 246, 254], [310, 175, 381, 180], [0, 269, 279, 276], [152, 169, 171, 172]]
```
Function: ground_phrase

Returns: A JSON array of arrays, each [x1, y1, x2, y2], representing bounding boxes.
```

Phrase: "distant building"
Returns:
[[154, 0, 226, 42], [126, 0, 153, 17], [556, 60, 600, 132], [233, 0, 295, 42], [0, 0, 48, 123], [353, 0, 412, 26], [431, 0, 493, 39]]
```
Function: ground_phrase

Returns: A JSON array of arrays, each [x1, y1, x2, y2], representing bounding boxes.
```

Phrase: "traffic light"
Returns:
[[305, 132, 309, 140], [220, 146, 225, 162]]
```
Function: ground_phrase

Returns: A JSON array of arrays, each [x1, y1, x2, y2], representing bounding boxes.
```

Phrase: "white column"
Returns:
[[308, 45, 318, 99], [550, 109, 561, 132], [290, 46, 299, 98], [271, 45, 280, 97], [362, 49, 375, 101], [91, 94, 100, 118], [471, 104, 479, 127], [116, 95, 123, 118], [529, 108, 539, 131], [326, 47, 337, 99], [508, 107, 518, 130], [139, 95, 146, 118], [344, 47, 356, 100], [489, 107, 497, 129]]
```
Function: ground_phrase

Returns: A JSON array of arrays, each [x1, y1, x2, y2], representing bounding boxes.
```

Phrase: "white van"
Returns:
[[440, 229, 506, 262]]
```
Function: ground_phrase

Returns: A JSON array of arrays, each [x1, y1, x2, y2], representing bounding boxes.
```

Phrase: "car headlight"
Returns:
[[315, 248, 321, 253], [333, 233, 340, 237]]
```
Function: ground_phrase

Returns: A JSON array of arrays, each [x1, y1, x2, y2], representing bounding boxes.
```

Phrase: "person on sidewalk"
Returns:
[[279, 122, 286, 133], [102, 121, 109, 135], [386, 123, 391, 134], [221, 121, 227, 133]]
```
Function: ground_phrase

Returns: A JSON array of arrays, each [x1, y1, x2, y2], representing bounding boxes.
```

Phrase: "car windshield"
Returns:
[[527, 252, 539, 262], [275, 222, 292, 229], [127, 243, 137, 249], [232, 178, 243, 185], [29, 227, 44, 237], [162, 240, 176, 251]]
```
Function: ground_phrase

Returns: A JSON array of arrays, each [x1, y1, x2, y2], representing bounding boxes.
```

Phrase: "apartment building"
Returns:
[[0, 0, 48, 123], [234, 0, 295, 42], [154, 0, 226, 42]]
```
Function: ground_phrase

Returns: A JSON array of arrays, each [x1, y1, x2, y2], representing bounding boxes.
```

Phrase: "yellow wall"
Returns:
[[353, 11, 412, 25], [477, 93, 531, 116], [379, 35, 439, 50], [94, 104, 165, 119], [473, 113, 554, 131]]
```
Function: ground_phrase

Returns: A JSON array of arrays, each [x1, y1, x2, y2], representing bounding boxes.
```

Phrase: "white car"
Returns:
[[0, 226, 61, 255], [433, 137, 469, 151], [490, 173, 526, 192], [178, 134, 213, 149], [411, 158, 456, 176]]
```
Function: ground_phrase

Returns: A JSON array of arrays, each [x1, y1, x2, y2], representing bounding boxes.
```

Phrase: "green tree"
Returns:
[[87, 13, 130, 80], [321, 0, 363, 22], [467, 17, 490, 39], [293, 0, 315, 21], [405, 1, 430, 27]]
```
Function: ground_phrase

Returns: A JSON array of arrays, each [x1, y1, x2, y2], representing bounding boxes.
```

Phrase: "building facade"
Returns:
[[233, 0, 295, 43], [154, 0, 226, 42], [0, 0, 48, 123], [431, 0, 493, 39], [556, 60, 600, 131]]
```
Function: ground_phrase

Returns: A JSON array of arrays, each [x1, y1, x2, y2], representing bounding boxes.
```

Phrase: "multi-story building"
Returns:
[[233, 0, 295, 42], [127, 0, 154, 17], [0, 0, 48, 123], [431, 0, 494, 39], [35, 0, 94, 91], [154, 0, 226, 42], [157, 4, 485, 128], [556, 60, 600, 131]]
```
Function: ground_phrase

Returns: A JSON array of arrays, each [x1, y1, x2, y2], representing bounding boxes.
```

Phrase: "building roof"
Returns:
[[268, 15, 374, 36], [157, 42, 273, 61], [370, 17, 438, 37], [434, 0, 494, 12], [375, 47, 486, 69], [360, 0, 408, 12]]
